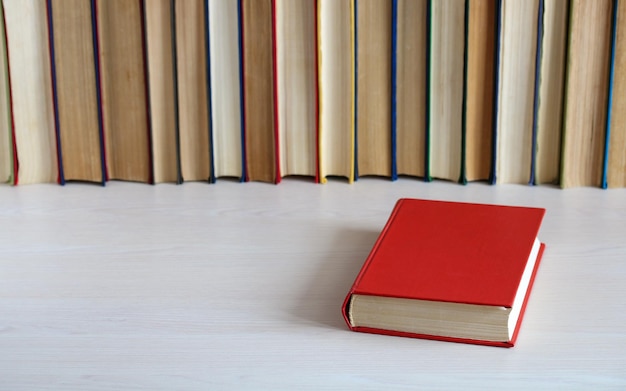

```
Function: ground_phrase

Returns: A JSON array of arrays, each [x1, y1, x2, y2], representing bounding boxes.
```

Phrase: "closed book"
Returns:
[[428, 0, 465, 182], [343, 198, 546, 347], [393, 0, 427, 179], [144, 0, 181, 184], [174, 0, 212, 183], [0, 1, 14, 184], [463, 0, 497, 183], [561, 0, 612, 188], [317, 0, 355, 183], [96, 0, 152, 183], [48, 0, 106, 185], [4, 0, 59, 185], [242, 0, 277, 183], [208, 0, 245, 182], [275, 0, 318, 182], [604, 0, 626, 188], [494, 0, 539, 184], [355, 0, 392, 179]]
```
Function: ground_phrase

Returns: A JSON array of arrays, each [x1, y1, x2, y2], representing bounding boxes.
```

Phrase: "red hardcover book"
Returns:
[[342, 198, 546, 347]]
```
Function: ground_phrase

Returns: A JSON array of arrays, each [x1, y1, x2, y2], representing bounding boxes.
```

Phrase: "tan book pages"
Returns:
[[429, 0, 465, 182], [607, 0, 626, 188], [465, 0, 495, 182], [97, 0, 151, 182], [318, 0, 355, 183], [209, 0, 243, 180], [50, 0, 103, 183], [0, 1, 13, 184], [275, 0, 317, 178], [561, 0, 612, 188], [144, 0, 179, 183], [175, 0, 211, 182], [356, 0, 391, 178], [496, 0, 539, 184], [242, 0, 276, 183], [396, 0, 427, 178], [535, 0, 567, 185], [3, 0, 58, 184]]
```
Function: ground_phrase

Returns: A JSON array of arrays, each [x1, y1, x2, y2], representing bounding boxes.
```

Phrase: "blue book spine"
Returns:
[[390, 0, 398, 181], [237, 0, 247, 182], [425, 0, 432, 182], [460, 0, 470, 185], [603, 0, 619, 189]]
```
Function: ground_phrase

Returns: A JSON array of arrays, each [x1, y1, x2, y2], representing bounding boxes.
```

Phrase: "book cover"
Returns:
[[342, 198, 546, 347]]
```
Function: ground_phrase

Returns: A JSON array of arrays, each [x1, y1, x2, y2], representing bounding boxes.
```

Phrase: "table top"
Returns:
[[1, 178, 625, 390]]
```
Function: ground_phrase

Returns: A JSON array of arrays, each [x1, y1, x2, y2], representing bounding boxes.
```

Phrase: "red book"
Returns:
[[342, 198, 546, 347]]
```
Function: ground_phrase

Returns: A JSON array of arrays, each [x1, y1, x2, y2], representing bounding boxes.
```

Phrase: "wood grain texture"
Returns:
[[144, 0, 179, 183], [465, 0, 495, 182], [608, 0, 626, 188], [50, 0, 103, 183], [97, 0, 151, 183], [0, 179, 625, 389], [242, 0, 276, 183], [561, 0, 612, 188], [396, 0, 427, 178], [356, 0, 392, 178], [175, 0, 211, 182]]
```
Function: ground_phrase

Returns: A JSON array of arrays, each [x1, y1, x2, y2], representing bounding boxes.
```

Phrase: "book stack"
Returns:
[[0, 0, 624, 188]]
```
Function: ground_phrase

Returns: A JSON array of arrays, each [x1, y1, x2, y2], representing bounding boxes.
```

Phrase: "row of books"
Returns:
[[0, 0, 624, 188]]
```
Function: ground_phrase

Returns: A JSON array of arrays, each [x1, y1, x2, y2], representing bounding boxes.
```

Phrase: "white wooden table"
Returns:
[[1, 179, 625, 390]]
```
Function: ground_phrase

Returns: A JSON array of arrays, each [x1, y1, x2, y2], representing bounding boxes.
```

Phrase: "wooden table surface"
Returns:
[[1, 179, 625, 390]]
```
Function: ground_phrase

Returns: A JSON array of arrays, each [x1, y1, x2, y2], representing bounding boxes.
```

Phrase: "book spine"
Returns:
[[0, 0, 16, 185], [238, 0, 248, 182], [425, 0, 432, 182], [45, 0, 65, 185], [204, 0, 215, 184], [529, 0, 544, 186], [170, 0, 183, 184], [489, 0, 503, 185], [314, 0, 320, 183], [460, 0, 469, 185], [353, 0, 359, 181], [603, 0, 619, 189], [271, 0, 281, 184], [391, 0, 398, 181], [91, 0, 107, 186], [139, 0, 154, 185]]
